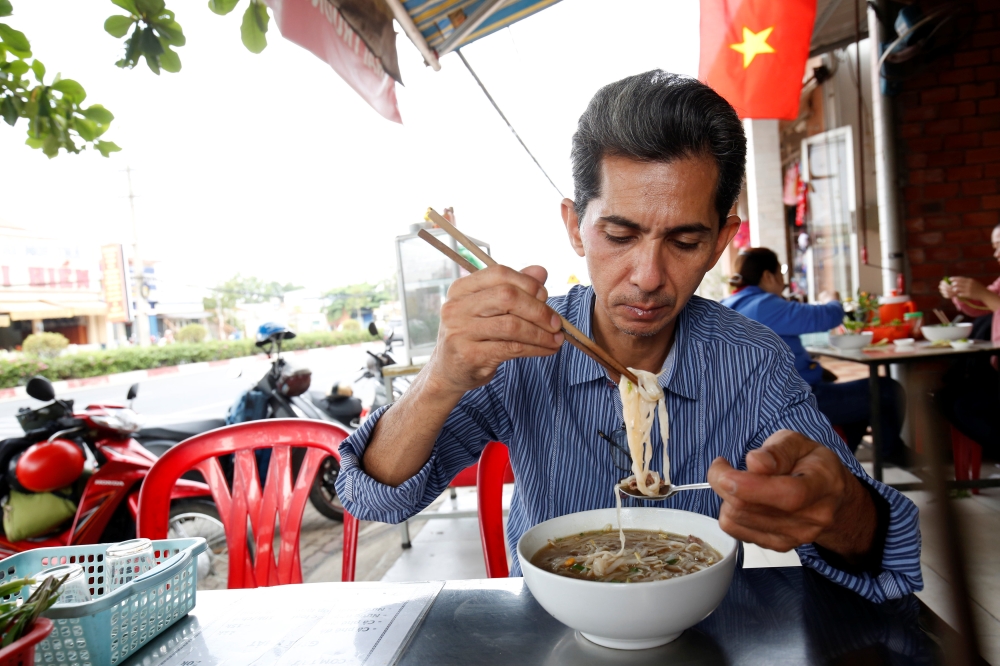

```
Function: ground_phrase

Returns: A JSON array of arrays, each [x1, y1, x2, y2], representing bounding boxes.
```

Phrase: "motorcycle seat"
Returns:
[[138, 418, 227, 441]]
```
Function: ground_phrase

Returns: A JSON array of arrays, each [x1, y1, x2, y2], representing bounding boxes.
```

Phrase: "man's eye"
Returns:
[[604, 234, 633, 245], [673, 240, 700, 250]]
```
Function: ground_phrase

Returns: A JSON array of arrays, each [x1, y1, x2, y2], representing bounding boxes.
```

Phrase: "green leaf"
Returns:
[[208, 0, 240, 15], [139, 25, 163, 57], [24, 136, 43, 149], [83, 104, 114, 124], [1, 96, 16, 126], [95, 140, 121, 157], [158, 46, 180, 72], [0, 23, 30, 58], [116, 32, 141, 68], [0, 1, 12, 18], [134, 0, 165, 16], [7, 58, 28, 77], [104, 15, 134, 38], [110, 0, 139, 15], [42, 132, 58, 157], [153, 19, 184, 46], [240, 1, 268, 54], [52, 78, 86, 103], [30, 58, 43, 82], [75, 118, 97, 141]]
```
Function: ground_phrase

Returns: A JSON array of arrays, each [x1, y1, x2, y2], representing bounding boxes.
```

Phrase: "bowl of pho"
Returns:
[[518, 507, 737, 650]]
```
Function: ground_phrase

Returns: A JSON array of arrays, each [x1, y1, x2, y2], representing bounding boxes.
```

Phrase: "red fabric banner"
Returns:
[[267, 0, 402, 123], [699, 0, 816, 120]]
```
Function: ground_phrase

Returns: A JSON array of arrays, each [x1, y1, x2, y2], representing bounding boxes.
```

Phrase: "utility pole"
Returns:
[[125, 166, 150, 346]]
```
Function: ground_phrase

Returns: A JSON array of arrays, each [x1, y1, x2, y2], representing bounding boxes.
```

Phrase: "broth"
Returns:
[[530, 528, 722, 583]]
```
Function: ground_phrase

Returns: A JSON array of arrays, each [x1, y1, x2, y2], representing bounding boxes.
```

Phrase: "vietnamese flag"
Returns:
[[699, 0, 817, 120]]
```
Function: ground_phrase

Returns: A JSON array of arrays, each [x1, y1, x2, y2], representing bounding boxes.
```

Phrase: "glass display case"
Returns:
[[395, 227, 490, 362]]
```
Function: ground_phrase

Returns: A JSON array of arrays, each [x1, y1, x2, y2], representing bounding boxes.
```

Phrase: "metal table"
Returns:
[[122, 568, 977, 665], [805, 341, 1000, 486]]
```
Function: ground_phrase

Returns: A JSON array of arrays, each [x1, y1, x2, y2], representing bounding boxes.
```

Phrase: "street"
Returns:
[[0, 342, 384, 438]]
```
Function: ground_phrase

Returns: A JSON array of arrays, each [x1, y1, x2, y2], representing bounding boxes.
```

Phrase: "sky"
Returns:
[[0, 0, 700, 298]]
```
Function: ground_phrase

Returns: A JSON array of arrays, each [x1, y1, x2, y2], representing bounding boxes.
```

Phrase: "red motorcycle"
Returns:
[[1, 376, 225, 577]]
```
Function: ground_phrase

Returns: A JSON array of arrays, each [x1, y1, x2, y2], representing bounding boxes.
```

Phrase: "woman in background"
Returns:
[[936, 223, 1000, 457], [722, 248, 907, 464]]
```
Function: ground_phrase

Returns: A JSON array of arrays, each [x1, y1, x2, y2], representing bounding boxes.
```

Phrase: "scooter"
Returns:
[[1, 377, 225, 568], [137, 323, 363, 522]]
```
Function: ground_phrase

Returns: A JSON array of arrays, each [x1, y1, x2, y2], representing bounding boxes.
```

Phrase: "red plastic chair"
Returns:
[[137, 419, 360, 588], [951, 425, 982, 495], [477, 442, 514, 578]]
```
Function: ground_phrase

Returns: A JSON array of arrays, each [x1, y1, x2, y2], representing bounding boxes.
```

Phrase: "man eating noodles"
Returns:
[[335, 71, 921, 601]]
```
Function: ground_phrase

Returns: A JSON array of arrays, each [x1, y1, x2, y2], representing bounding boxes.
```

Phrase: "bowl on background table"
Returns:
[[950, 339, 975, 350], [922, 323, 973, 342], [893, 338, 915, 348], [518, 508, 737, 650], [829, 332, 873, 350]]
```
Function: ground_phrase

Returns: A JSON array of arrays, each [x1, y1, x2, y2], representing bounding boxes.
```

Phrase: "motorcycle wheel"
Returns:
[[169, 499, 229, 590], [308, 456, 345, 522]]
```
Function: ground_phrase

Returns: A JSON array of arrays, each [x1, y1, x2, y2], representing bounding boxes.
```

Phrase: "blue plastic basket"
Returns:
[[1, 537, 206, 666]]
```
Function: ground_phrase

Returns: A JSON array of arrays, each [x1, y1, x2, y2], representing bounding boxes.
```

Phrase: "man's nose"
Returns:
[[629, 240, 668, 293]]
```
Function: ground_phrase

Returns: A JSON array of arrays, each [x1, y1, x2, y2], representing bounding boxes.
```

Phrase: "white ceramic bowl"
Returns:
[[893, 338, 915, 347], [922, 323, 973, 341], [518, 508, 737, 650], [829, 331, 874, 350], [951, 340, 975, 350]]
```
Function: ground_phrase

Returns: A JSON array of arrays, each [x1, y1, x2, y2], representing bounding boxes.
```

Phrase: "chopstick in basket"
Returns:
[[421, 209, 639, 385]]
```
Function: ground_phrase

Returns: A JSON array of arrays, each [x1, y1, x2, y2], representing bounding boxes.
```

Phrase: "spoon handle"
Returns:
[[673, 483, 712, 491]]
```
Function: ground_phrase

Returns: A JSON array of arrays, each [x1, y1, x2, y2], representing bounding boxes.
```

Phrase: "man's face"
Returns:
[[562, 154, 739, 338]]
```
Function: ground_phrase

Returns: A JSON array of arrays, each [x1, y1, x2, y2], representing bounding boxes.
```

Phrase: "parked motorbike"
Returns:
[[137, 323, 364, 522], [1, 377, 225, 579]]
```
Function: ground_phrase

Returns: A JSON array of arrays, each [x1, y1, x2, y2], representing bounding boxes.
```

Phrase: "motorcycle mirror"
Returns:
[[126, 383, 139, 401], [26, 376, 55, 402], [367, 321, 378, 336]]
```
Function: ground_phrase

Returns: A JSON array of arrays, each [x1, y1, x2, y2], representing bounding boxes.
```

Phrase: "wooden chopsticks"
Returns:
[[421, 209, 639, 385]]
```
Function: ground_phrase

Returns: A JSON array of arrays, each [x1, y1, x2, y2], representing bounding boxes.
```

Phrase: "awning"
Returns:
[[811, 0, 868, 57], [401, 0, 562, 57], [0, 301, 107, 321]]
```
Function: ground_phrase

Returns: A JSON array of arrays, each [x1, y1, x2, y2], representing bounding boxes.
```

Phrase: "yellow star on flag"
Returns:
[[730, 26, 776, 68]]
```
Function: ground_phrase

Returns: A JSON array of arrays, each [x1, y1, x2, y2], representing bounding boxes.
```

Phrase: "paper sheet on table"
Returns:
[[143, 581, 444, 666]]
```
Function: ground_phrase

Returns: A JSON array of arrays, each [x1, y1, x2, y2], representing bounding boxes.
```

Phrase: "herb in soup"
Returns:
[[530, 528, 721, 583]]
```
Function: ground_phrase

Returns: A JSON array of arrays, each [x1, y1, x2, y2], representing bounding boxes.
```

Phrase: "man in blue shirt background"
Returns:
[[336, 71, 922, 602], [721, 248, 907, 463]]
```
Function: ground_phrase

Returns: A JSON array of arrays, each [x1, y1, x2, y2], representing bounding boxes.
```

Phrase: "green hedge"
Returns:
[[0, 330, 379, 389]]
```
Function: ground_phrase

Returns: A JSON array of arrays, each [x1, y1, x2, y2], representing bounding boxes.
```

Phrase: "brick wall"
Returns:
[[895, 0, 1000, 314]]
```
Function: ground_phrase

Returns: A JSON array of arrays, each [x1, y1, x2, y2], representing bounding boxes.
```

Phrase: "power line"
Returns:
[[456, 49, 566, 199]]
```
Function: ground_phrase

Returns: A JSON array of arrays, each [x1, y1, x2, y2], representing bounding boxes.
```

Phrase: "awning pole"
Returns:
[[867, 4, 903, 295], [384, 0, 441, 71]]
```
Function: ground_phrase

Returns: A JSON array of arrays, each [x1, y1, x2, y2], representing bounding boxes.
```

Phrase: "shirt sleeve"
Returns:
[[757, 296, 845, 337], [334, 364, 514, 524], [751, 357, 923, 603]]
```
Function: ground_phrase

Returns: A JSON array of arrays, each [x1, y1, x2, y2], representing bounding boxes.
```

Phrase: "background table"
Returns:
[[805, 341, 1000, 486], [123, 568, 978, 666]]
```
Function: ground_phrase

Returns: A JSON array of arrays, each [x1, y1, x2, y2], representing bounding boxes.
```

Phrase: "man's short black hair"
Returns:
[[571, 70, 746, 229]]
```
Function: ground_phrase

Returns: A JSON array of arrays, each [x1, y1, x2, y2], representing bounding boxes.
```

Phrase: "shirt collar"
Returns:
[[564, 286, 700, 400]]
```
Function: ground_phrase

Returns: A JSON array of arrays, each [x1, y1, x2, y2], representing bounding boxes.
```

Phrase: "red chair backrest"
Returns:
[[476, 442, 513, 578], [137, 419, 359, 588]]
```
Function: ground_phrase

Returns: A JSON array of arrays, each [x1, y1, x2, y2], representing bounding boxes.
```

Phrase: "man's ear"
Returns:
[[561, 198, 586, 258], [710, 214, 742, 265]]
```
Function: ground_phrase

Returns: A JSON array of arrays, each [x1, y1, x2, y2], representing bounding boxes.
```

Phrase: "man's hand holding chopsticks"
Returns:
[[428, 265, 565, 394], [361, 264, 562, 486]]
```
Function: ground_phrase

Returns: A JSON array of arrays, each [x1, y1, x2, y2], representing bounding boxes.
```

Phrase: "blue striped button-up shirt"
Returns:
[[336, 286, 922, 602]]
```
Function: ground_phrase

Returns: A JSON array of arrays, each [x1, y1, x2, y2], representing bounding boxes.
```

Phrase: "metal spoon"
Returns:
[[616, 482, 712, 501]]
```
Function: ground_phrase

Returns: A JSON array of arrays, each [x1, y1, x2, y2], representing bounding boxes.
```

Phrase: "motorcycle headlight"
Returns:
[[90, 409, 143, 434]]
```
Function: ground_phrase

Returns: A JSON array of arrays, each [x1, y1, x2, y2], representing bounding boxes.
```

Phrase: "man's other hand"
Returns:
[[428, 264, 564, 396], [707, 430, 877, 560]]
